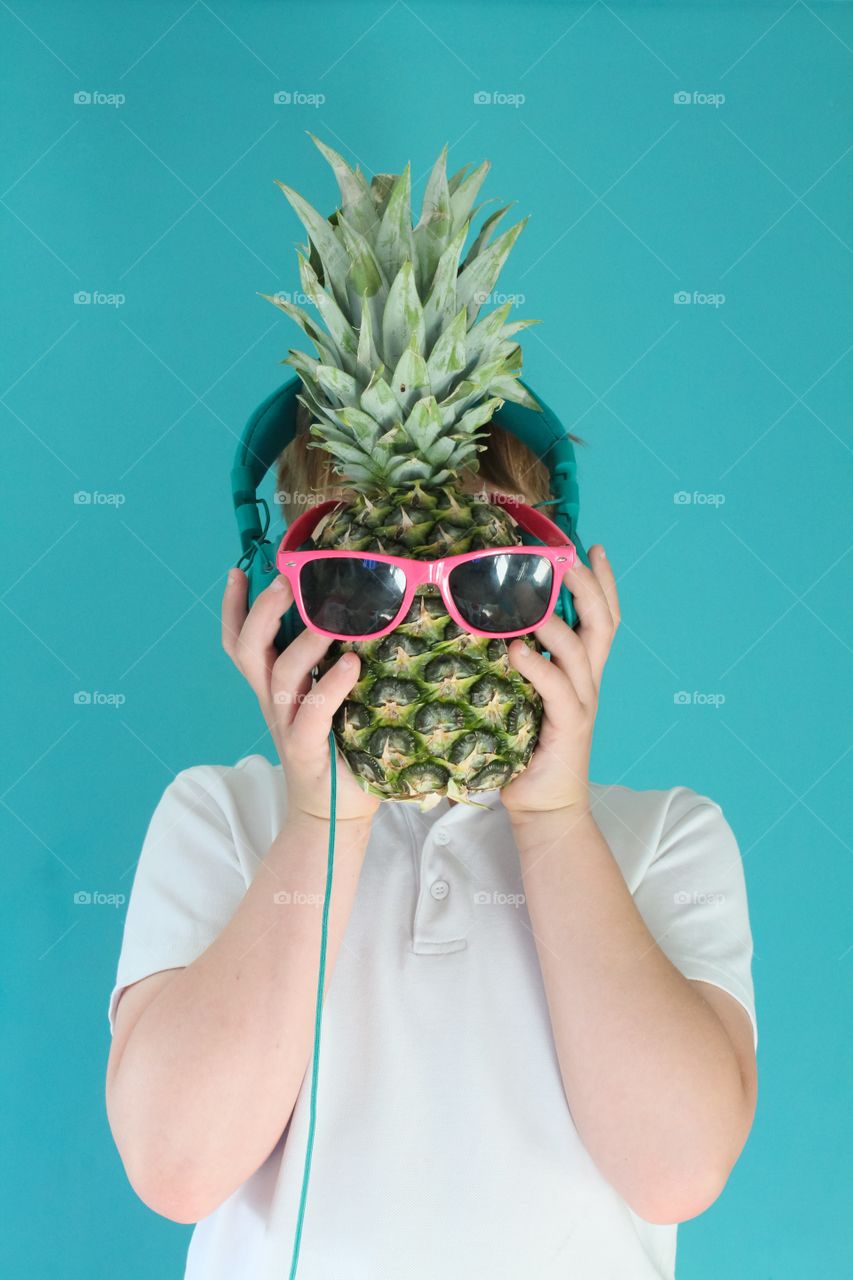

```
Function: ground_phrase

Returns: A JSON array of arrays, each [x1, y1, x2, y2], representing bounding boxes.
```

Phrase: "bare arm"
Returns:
[[106, 568, 382, 1222], [106, 810, 372, 1223], [501, 546, 756, 1224], [510, 804, 757, 1225]]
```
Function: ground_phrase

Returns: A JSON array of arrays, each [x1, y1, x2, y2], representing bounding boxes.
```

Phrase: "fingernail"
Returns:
[[226, 568, 237, 585], [271, 576, 287, 591], [597, 547, 607, 561], [339, 652, 356, 668]]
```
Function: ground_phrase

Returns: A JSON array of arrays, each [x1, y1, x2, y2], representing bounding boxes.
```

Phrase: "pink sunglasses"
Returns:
[[274, 494, 576, 642]]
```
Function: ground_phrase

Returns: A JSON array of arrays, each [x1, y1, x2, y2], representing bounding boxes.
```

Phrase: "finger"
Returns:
[[268, 627, 345, 732], [562, 547, 618, 686], [589, 545, 620, 630], [269, 661, 316, 733], [285, 650, 363, 754], [526, 614, 596, 704], [221, 567, 249, 659], [507, 639, 582, 717], [233, 574, 297, 691]]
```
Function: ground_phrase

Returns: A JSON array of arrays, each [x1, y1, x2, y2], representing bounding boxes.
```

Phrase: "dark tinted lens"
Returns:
[[300, 556, 406, 636], [448, 553, 553, 633]]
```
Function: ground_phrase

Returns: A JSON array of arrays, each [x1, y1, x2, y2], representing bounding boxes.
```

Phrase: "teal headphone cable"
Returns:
[[287, 728, 338, 1280]]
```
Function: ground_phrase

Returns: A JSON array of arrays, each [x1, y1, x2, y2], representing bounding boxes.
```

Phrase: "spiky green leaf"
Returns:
[[275, 180, 351, 305], [455, 397, 504, 437], [422, 222, 469, 351], [456, 218, 528, 319], [355, 297, 382, 382], [298, 254, 358, 369], [425, 306, 467, 399], [314, 436, 382, 469], [360, 371, 400, 428], [402, 395, 444, 453], [369, 171, 397, 214], [447, 162, 473, 195], [283, 348, 321, 384], [374, 163, 414, 285], [461, 202, 516, 271], [382, 260, 425, 369], [465, 301, 513, 364], [390, 341, 430, 415], [336, 406, 386, 452], [335, 213, 386, 297], [449, 160, 490, 230], [486, 376, 542, 410], [386, 455, 436, 485], [315, 364, 360, 408], [413, 144, 452, 296], [306, 132, 377, 238], [259, 292, 342, 366]]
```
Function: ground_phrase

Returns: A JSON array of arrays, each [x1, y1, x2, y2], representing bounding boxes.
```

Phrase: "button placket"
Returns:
[[411, 821, 472, 955]]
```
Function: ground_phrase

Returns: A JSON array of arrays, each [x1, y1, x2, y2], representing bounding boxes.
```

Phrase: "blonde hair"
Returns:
[[275, 399, 583, 528]]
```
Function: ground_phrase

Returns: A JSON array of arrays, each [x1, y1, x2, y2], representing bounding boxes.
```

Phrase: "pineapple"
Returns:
[[263, 133, 549, 810]]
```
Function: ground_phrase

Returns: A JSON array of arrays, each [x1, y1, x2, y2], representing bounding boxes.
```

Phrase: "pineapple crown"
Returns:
[[260, 133, 543, 492]]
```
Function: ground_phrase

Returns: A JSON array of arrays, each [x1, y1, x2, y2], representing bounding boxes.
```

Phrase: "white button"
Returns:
[[434, 829, 450, 846], [430, 879, 450, 901]]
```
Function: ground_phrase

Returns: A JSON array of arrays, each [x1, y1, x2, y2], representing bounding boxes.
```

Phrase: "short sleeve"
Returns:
[[107, 766, 248, 1035], [632, 791, 758, 1050]]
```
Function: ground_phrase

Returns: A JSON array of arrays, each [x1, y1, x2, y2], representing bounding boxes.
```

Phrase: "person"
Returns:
[[105, 417, 758, 1280]]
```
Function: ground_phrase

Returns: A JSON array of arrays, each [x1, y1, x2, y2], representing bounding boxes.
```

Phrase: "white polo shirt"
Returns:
[[108, 753, 757, 1280]]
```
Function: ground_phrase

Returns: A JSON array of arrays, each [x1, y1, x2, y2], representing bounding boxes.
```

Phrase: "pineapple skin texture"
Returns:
[[313, 484, 544, 811]]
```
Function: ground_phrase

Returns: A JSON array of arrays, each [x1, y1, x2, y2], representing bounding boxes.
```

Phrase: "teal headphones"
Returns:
[[231, 373, 590, 646]]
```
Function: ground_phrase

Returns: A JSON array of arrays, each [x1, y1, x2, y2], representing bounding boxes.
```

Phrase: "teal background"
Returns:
[[2, 1, 851, 1276]]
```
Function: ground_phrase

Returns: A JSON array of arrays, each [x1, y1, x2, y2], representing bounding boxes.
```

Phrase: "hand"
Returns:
[[221, 568, 382, 825], [500, 545, 620, 819]]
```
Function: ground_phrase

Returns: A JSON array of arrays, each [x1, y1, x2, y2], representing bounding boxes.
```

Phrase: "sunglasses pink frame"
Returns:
[[274, 493, 577, 641]]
